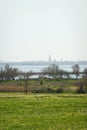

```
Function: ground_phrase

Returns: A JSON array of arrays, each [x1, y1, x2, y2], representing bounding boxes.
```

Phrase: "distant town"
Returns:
[[0, 60, 87, 66]]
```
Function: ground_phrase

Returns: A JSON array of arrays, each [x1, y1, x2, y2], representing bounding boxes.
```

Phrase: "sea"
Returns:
[[0, 61, 87, 73]]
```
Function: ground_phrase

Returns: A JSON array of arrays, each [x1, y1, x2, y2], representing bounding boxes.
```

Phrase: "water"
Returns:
[[0, 63, 87, 72], [0, 62, 87, 79]]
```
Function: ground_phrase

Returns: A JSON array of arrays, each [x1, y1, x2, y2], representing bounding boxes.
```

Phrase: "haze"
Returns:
[[0, 0, 87, 62]]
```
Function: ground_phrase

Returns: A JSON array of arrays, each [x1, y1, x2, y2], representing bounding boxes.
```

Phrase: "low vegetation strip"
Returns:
[[0, 93, 87, 130]]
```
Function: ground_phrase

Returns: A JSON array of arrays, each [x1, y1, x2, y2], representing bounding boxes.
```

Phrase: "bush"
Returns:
[[32, 88, 45, 93], [76, 81, 85, 94], [55, 88, 64, 93], [31, 87, 65, 93], [76, 86, 85, 94], [31, 87, 55, 93]]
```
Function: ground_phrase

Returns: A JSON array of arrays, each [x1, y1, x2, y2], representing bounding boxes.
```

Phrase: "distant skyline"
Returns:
[[0, 0, 87, 62]]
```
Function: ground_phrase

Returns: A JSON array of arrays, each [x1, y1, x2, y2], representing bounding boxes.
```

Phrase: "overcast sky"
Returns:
[[0, 0, 87, 62]]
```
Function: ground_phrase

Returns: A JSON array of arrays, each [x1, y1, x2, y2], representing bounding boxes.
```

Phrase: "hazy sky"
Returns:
[[0, 0, 87, 62]]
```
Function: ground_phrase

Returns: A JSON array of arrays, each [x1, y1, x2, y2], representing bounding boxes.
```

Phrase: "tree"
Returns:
[[82, 68, 87, 79], [58, 70, 70, 79], [4, 64, 19, 81], [4, 64, 11, 80], [23, 71, 33, 94], [0, 67, 5, 80], [72, 64, 80, 79], [11, 68, 19, 80], [43, 64, 59, 79]]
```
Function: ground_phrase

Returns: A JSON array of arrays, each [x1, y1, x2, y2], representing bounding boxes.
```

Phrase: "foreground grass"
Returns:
[[0, 93, 87, 130]]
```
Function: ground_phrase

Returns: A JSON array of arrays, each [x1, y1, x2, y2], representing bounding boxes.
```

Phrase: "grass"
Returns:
[[0, 79, 83, 93], [0, 93, 87, 130]]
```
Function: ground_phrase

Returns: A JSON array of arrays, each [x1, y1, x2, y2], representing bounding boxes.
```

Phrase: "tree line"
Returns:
[[42, 64, 87, 79], [0, 64, 19, 81], [0, 64, 87, 81]]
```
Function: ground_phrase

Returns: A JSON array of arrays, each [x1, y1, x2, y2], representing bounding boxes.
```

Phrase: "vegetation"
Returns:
[[42, 64, 59, 79], [0, 78, 87, 94], [42, 64, 69, 79], [0, 63, 87, 81], [0, 93, 87, 130], [0, 64, 87, 94], [0, 64, 19, 81], [83, 68, 87, 78], [72, 64, 80, 79], [0, 64, 87, 129]]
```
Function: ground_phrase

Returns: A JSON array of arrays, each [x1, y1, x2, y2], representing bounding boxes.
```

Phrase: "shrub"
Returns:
[[31, 87, 55, 93], [76, 86, 85, 94], [76, 81, 85, 94], [55, 88, 64, 93]]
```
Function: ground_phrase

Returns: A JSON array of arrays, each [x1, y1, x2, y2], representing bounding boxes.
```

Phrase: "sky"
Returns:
[[0, 0, 87, 62]]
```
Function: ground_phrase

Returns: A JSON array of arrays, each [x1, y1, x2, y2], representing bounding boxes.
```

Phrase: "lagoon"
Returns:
[[0, 62, 87, 72]]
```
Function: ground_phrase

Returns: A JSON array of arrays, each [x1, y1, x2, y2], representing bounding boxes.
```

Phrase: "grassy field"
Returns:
[[0, 79, 84, 93], [0, 93, 87, 130]]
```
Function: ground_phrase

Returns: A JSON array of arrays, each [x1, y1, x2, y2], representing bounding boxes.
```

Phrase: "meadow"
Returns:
[[0, 93, 87, 130], [0, 78, 87, 95]]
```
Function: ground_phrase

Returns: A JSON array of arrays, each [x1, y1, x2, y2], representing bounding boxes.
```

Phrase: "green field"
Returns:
[[0, 79, 86, 94], [0, 93, 87, 130]]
